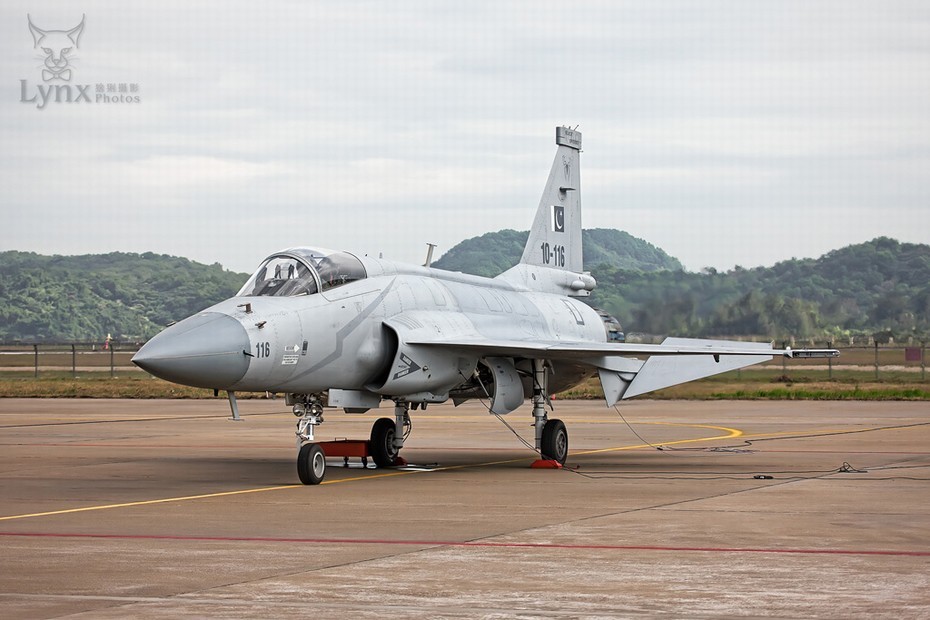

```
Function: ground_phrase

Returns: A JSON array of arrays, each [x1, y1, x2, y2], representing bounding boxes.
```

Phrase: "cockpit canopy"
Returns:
[[237, 248, 367, 297]]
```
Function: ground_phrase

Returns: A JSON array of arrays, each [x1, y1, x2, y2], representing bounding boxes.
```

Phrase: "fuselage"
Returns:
[[133, 250, 608, 400]]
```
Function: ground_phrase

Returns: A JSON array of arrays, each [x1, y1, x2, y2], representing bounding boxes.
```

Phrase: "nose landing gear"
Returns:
[[293, 395, 327, 485]]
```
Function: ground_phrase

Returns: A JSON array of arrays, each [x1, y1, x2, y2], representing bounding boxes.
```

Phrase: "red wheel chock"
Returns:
[[530, 459, 563, 469]]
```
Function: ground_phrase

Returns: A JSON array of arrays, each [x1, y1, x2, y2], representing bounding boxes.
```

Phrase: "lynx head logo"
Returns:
[[28, 14, 85, 82]]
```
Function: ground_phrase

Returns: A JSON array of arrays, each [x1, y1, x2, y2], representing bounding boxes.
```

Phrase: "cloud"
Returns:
[[0, 1, 928, 273]]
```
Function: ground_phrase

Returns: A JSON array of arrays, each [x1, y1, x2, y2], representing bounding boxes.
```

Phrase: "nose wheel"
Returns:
[[297, 443, 326, 485]]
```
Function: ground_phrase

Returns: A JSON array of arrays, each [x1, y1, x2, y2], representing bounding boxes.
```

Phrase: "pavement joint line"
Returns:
[[0, 593, 644, 616], [0, 421, 898, 523], [0, 531, 926, 557]]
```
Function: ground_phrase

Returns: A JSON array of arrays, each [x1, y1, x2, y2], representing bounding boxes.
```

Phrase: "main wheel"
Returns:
[[370, 417, 399, 468], [540, 418, 568, 464], [297, 443, 326, 485]]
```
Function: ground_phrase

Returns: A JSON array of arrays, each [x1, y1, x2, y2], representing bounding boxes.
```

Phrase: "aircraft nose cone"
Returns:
[[133, 313, 250, 389]]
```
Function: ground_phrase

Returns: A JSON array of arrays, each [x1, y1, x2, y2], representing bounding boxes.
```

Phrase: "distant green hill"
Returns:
[[591, 237, 930, 340], [432, 228, 682, 277], [434, 232, 930, 339], [2, 236, 927, 343], [0, 251, 248, 342]]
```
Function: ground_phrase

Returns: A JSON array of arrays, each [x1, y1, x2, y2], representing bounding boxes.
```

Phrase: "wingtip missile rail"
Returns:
[[783, 347, 841, 359]]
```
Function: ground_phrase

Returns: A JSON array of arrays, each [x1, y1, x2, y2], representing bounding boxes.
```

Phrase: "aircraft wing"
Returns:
[[403, 334, 837, 405], [404, 335, 834, 360]]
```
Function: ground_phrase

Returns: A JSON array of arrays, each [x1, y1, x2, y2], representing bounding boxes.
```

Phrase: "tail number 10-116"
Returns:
[[540, 243, 565, 267]]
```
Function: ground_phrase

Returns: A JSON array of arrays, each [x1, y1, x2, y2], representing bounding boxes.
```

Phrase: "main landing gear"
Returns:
[[293, 395, 411, 485], [531, 359, 568, 466], [369, 400, 411, 468], [290, 369, 569, 484]]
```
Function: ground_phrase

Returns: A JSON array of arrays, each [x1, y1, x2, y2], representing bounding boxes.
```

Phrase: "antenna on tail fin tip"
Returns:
[[556, 126, 582, 150]]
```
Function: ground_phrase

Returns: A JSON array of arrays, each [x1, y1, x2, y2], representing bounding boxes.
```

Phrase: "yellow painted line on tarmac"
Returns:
[[0, 470, 425, 522], [0, 485, 302, 522], [572, 423, 743, 456], [319, 468, 422, 484], [10, 421, 895, 523], [385, 422, 745, 474], [736, 424, 913, 442], [571, 422, 917, 455], [0, 422, 744, 522]]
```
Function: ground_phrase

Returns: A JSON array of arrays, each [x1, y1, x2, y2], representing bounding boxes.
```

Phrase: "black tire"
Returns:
[[370, 417, 398, 468], [297, 443, 326, 485], [540, 419, 568, 464]]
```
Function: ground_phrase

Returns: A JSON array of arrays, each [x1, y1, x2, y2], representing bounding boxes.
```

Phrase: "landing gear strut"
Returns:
[[531, 359, 568, 465], [293, 394, 327, 485]]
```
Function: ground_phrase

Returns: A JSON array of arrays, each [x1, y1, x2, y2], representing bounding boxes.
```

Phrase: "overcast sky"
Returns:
[[2, 1, 928, 274]]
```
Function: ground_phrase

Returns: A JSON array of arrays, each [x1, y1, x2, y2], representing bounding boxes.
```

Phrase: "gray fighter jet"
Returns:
[[133, 127, 837, 484]]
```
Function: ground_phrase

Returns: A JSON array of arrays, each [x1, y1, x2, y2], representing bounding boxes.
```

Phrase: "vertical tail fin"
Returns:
[[521, 127, 583, 272], [498, 127, 595, 296]]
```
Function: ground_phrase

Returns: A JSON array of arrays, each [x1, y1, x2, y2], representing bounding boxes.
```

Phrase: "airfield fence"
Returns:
[[0, 342, 140, 378], [0, 340, 926, 382]]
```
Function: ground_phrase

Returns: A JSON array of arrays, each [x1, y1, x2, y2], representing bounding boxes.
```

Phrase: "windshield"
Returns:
[[238, 255, 318, 297], [237, 248, 367, 297]]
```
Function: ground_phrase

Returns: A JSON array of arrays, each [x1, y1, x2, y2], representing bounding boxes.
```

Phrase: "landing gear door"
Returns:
[[483, 357, 524, 415]]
